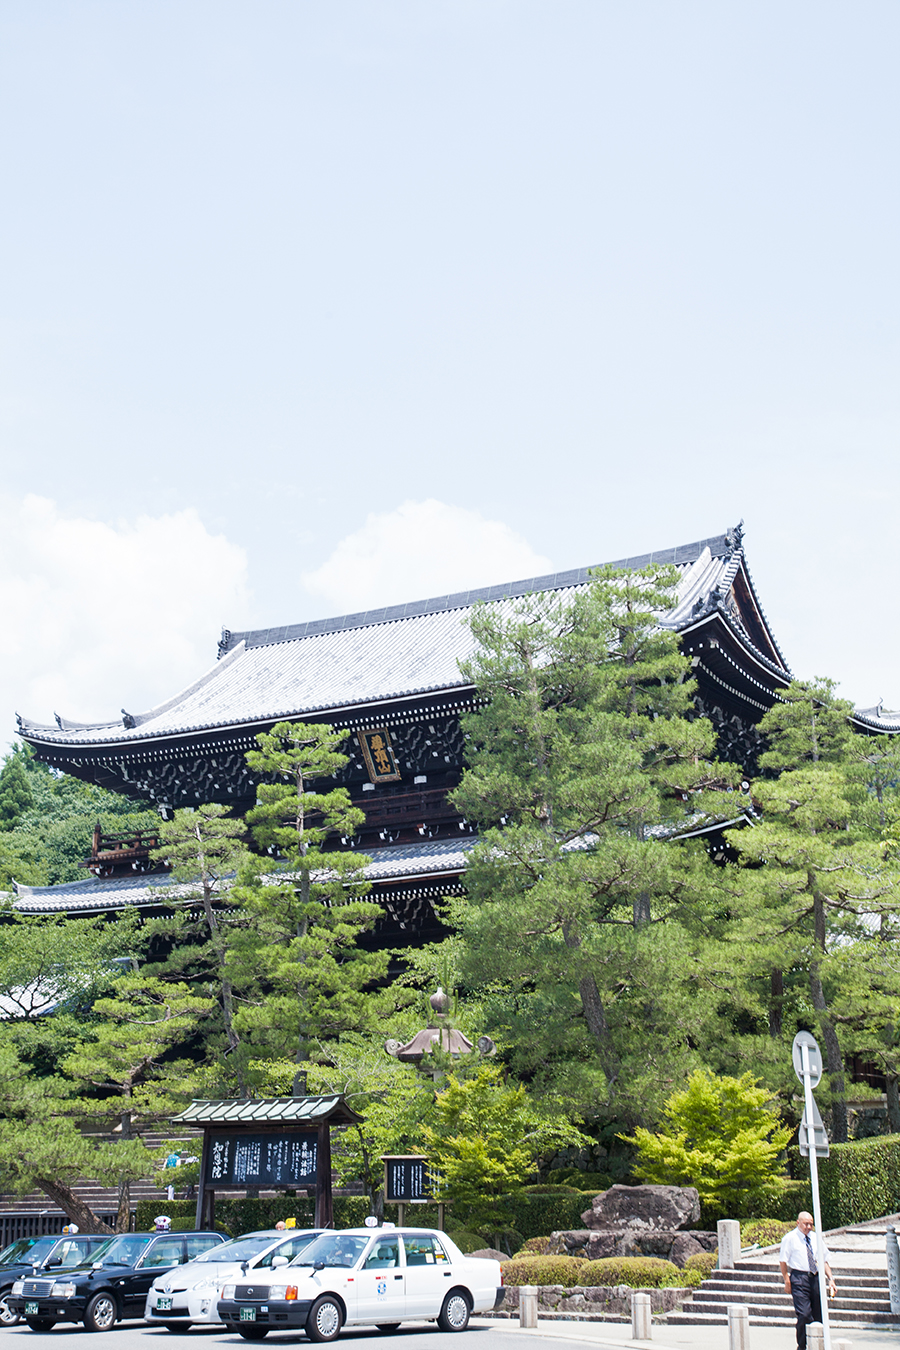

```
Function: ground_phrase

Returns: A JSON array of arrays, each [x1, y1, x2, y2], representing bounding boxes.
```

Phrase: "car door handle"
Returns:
[[394, 1274, 403, 1280], [444, 1271, 452, 1277]]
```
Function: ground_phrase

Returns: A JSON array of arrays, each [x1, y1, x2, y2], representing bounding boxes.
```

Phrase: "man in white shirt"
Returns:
[[779, 1211, 837, 1349]]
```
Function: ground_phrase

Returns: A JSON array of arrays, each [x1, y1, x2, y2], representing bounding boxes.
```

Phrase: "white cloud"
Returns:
[[1, 494, 250, 739], [301, 499, 553, 613]]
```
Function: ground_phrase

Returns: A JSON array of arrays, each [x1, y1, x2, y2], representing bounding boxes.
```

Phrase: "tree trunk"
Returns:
[[769, 968, 784, 1038], [35, 1177, 113, 1235], [633, 892, 651, 927], [887, 1076, 900, 1135], [811, 888, 848, 1142]]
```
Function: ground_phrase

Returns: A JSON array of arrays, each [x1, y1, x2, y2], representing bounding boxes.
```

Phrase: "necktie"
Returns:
[[805, 1234, 817, 1273]]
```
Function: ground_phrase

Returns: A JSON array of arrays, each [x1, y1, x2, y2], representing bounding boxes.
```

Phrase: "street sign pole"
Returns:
[[800, 1040, 831, 1350]]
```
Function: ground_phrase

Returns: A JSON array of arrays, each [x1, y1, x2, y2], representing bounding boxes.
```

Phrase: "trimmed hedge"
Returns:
[[501, 1254, 586, 1287], [134, 1195, 371, 1235], [683, 1250, 717, 1278], [501, 1254, 686, 1290], [788, 1135, 900, 1229], [455, 1191, 596, 1241]]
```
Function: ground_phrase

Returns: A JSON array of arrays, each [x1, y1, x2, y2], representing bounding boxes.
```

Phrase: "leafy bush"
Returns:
[[135, 1194, 370, 1236], [579, 1257, 684, 1288], [788, 1135, 900, 1229], [683, 1250, 718, 1277], [454, 1190, 592, 1242], [546, 1169, 612, 1192], [501, 1254, 586, 1287], [446, 1228, 489, 1254], [514, 1236, 553, 1256], [625, 1070, 791, 1219], [741, 1219, 793, 1248]]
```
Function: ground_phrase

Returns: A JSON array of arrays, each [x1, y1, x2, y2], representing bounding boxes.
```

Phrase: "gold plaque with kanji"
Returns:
[[358, 728, 401, 783]]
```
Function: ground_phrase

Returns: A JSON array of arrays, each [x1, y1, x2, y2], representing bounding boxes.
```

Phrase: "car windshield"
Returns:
[[290, 1234, 368, 1269], [89, 1235, 153, 1265], [0, 1236, 56, 1266], [193, 1236, 278, 1264]]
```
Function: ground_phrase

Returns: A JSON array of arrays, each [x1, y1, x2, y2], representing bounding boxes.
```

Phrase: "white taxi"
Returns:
[[145, 1229, 323, 1329], [217, 1226, 504, 1341]]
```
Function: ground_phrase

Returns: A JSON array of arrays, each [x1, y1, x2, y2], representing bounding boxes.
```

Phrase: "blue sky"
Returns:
[[1, 2, 898, 734]]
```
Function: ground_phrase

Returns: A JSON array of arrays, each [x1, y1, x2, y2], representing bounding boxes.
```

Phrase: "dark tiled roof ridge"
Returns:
[[221, 531, 734, 655]]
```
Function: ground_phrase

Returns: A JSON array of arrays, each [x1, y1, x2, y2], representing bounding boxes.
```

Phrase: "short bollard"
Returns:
[[834, 1340, 852, 1350], [519, 1285, 538, 1329], [727, 1303, 750, 1350], [807, 1324, 825, 1350], [631, 1290, 652, 1339], [718, 1219, 741, 1270]]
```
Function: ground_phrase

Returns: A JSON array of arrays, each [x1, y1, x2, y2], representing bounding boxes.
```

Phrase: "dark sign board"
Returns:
[[358, 729, 401, 783], [383, 1155, 431, 1203], [205, 1132, 317, 1187]]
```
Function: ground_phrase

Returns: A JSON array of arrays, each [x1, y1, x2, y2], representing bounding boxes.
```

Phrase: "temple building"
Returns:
[[14, 523, 893, 928]]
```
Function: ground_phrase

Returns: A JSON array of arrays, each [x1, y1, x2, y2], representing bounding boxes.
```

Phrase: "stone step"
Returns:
[[668, 1311, 900, 1328], [689, 1292, 891, 1314]]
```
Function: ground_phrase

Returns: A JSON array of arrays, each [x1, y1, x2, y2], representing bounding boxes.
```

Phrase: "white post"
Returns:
[[631, 1290, 652, 1339], [718, 1219, 741, 1269], [519, 1285, 538, 1329], [801, 1043, 832, 1350], [807, 1324, 825, 1350], [726, 1303, 750, 1350]]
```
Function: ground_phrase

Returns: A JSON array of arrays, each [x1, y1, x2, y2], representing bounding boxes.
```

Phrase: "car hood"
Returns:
[[153, 1261, 248, 1292]]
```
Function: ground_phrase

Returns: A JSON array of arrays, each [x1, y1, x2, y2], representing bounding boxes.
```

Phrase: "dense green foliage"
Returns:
[[627, 1070, 791, 1220]]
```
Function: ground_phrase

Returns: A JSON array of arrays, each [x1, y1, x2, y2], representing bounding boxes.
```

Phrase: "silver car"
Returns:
[[144, 1229, 324, 1330]]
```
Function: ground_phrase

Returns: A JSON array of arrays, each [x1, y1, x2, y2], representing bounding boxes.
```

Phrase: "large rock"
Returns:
[[581, 1184, 700, 1232]]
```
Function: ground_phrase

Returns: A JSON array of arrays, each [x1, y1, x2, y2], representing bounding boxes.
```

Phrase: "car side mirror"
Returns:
[[271, 1256, 289, 1269], [47, 1257, 62, 1268], [313, 1262, 325, 1272]]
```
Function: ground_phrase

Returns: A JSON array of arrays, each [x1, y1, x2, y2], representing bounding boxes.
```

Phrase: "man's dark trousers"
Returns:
[[789, 1270, 822, 1350]]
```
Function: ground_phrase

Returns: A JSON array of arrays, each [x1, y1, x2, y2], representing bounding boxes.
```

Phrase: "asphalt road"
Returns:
[[1, 1321, 540, 1350]]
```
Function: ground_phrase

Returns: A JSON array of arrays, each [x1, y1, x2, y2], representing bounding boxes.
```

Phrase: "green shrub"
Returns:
[[134, 1194, 371, 1237], [547, 1169, 612, 1192], [741, 1219, 793, 1248], [788, 1135, 900, 1229], [501, 1254, 586, 1287], [521, 1184, 580, 1195], [683, 1250, 718, 1277], [446, 1228, 489, 1254], [514, 1236, 553, 1256], [455, 1190, 591, 1242], [579, 1257, 683, 1288], [679, 1267, 704, 1288]]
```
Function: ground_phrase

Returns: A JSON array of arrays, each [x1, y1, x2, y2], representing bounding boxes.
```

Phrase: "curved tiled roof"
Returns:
[[19, 528, 787, 749]]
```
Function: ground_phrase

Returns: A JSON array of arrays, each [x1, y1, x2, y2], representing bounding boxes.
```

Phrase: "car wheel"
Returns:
[[306, 1295, 343, 1343], [237, 1327, 269, 1340], [84, 1292, 118, 1332], [25, 1318, 57, 1331], [437, 1289, 471, 1333], [0, 1291, 20, 1326], [376, 1323, 402, 1332]]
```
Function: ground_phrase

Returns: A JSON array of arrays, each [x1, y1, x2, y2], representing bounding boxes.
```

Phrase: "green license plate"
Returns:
[[25, 1303, 38, 1316], [240, 1308, 257, 1322], [156, 1296, 173, 1311]]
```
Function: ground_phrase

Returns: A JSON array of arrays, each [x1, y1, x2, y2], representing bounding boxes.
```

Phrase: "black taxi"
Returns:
[[9, 1229, 224, 1331]]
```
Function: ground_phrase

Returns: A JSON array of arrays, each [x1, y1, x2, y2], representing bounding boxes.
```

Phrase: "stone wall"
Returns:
[[500, 1283, 693, 1318]]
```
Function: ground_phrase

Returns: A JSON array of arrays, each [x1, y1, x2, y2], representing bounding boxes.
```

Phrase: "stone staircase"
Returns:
[[669, 1217, 900, 1329]]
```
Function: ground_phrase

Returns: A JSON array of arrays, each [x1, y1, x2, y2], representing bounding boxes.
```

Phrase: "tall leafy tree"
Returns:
[[0, 749, 33, 829], [449, 565, 732, 1122], [231, 721, 387, 1090]]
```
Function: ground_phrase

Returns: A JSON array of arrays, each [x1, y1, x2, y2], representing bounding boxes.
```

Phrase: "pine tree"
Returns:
[[449, 565, 733, 1121], [231, 721, 388, 1091], [731, 679, 900, 1142]]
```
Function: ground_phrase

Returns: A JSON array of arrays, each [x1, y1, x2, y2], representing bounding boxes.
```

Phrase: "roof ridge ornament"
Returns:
[[725, 520, 745, 550], [218, 628, 232, 660]]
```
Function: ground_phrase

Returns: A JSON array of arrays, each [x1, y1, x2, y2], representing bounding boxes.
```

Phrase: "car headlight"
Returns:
[[51, 1283, 76, 1298], [11, 1282, 23, 1296], [268, 1286, 298, 1301], [220, 1284, 235, 1300]]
